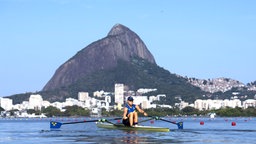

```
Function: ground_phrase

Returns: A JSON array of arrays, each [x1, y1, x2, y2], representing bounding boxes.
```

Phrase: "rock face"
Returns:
[[43, 24, 156, 91]]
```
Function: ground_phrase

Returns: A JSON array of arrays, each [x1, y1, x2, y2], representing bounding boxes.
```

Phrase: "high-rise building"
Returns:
[[0, 97, 13, 111], [115, 83, 124, 105], [29, 94, 43, 110]]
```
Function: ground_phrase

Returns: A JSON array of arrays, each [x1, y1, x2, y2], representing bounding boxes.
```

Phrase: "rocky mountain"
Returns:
[[43, 24, 155, 91], [7, 23, 205, 104], [8, 23, 255, 104], [37, 23, 205, 103]]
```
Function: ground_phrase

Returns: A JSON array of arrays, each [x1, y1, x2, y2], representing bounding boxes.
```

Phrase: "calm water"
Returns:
[[0, 117, 255, 144]]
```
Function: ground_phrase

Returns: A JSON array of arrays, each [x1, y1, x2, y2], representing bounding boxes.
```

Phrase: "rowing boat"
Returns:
[[50, 116, 183, 130], [96, 122, 170, 132]]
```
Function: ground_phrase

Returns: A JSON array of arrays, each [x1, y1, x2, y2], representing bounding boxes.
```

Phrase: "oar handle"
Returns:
[[147, 116, 161, 120]]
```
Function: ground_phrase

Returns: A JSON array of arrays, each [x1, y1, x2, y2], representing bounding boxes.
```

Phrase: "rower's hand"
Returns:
[[143, 112, 148, 116], [123, 117, 128, 120]]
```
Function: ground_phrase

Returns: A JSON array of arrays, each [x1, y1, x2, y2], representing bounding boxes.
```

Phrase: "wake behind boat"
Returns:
[[96, 122, 170, 132]]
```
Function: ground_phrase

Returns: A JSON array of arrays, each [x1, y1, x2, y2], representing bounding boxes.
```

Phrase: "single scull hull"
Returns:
[[96, 122, 170, 132]]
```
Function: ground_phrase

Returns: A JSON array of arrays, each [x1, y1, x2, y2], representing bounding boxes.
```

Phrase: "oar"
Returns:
[[158, 118, 183, 129], [138, 117, 155, 124], [148, 116, 183, 129], [50, 118, 122, 129]]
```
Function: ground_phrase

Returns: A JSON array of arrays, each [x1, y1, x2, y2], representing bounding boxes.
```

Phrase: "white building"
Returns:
[[243, 99, 256, 109], [194, 99, 242, 110], [194, 99, 204, 110], [115, 83, 124, 105], [29, 94, 43, 110], [105, 96, 111, 103], [135, 96, 149, 109], [78, 92, 89, 102], [0, 97, 13, 111], [231, 99, 242, 108], [207, 99, 222, 110], [51, 102, 63, 111], [93, 90, 105, 97], [42, 100, 51, 108], [149, 96, 158, 103], [179, 101, 189, 109]]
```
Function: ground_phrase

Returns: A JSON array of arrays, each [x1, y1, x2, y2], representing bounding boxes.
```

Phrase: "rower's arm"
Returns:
[[123, 107, 128, 119], [135, 105, 148, 116]]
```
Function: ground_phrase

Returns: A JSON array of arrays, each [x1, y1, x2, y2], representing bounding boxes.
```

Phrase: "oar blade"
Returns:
[[177, 122, 183, 129], [158, 118, 184, 129], [50, 121, 62, 129]]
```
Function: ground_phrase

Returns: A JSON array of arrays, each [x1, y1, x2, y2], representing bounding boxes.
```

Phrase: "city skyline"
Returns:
[[1, 0, 256, 96]]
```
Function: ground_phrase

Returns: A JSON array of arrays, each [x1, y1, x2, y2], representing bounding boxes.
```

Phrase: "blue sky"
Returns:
[[1, 0, 256, 96]]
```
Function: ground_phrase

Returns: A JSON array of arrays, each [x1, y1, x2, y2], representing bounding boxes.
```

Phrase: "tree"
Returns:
[[181, 106, 199, 115], [0, 106, 4, 112], [63, 105, 90, 117], [42, 106, 62, 117]]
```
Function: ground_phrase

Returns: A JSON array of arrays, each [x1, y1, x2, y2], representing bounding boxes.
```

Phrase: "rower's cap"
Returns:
[[127, 96, 134, 101]]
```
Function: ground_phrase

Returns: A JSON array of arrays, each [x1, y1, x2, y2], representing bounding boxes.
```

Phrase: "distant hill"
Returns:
[[188, 77, 245, 93], [7, 24, 256, 105], [187, 77, 256, 100], [7, 24, 205, 104], [38, 58, 205, 104], [39, 23, 205, 104], [43, 24, 155, 91]]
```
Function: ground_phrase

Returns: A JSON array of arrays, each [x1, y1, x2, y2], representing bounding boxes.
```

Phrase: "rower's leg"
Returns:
[[134, 112, 138, 124], [129, 113, 134, 126]]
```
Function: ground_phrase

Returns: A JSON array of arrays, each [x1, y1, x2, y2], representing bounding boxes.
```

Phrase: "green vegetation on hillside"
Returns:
[[8, 58, 205, 105], [6, 58, 255, 107]]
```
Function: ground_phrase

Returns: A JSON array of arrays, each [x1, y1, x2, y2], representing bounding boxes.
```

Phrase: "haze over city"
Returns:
[[1, 0, 256, 96]]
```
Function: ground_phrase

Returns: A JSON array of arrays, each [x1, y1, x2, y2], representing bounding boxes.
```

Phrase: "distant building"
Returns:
[[243, 99, 256, 109], [29, 94, 43, 110], [114, 83, 124, 106], [194, 99, 242, 110], [78, 92, 89, 102], [149, 96, 158, 102], [0, 97, 13, 111], [179, 101, 189, 109], [64, 98, 76, 107], [105, 95, 111, 103], [93, 90, 104, 97]]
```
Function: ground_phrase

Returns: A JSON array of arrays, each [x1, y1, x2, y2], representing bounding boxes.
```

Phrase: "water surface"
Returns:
[[0, 117, 255, 143]]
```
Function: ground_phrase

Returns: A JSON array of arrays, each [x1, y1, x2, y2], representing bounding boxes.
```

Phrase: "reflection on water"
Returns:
[[120, 131, 140, 143], [1, 117, 256, 144]]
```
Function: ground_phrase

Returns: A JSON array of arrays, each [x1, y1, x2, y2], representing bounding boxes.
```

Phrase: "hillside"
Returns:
[[36, 58, 204, 104], [43, 24, 155, 91], [7, 23, 256, 105]]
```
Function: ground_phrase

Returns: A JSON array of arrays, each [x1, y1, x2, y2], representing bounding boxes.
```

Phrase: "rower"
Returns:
[[122, 96, 148, 127]]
